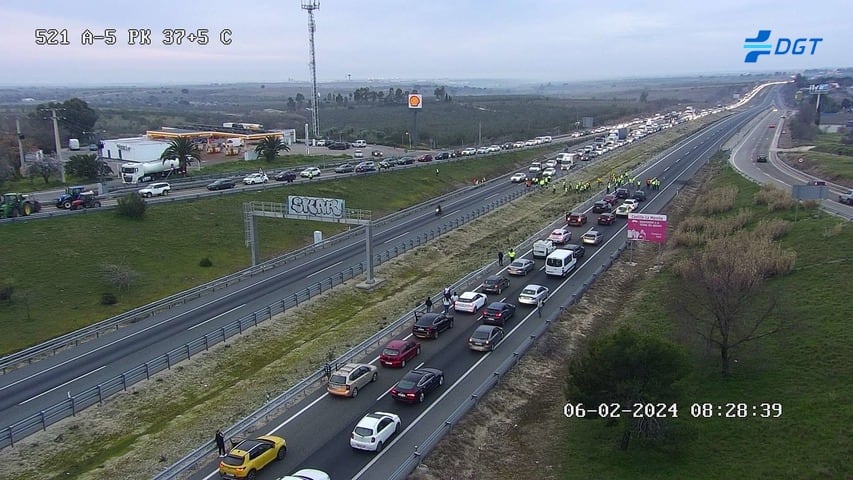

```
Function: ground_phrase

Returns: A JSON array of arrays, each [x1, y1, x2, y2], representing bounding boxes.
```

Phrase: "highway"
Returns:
[[729, 90, 853, 220], [179, 90, 777, 480]]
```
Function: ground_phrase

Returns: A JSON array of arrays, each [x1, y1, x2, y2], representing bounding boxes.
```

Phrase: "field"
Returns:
[[413, 158, 852, 480]]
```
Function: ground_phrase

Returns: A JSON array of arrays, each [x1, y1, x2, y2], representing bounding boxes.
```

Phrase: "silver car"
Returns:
[[507, 259, 535, 276], [518, 284, 549, 305]]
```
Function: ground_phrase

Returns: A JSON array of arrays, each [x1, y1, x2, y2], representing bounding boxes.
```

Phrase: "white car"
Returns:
[[513, 141, 526, 148], [461, 147, 477, 156], [614, 204, 632, 217], [283, 469, 331, 480], [542, 167, 557, 178], [622, 199, 640, 211], [350, 411, 401, 452], [544, 159, 558, 168], [510, 173, 527, 183], [528, 164, 542, 173], [454, 292, 488, 314], [353, 139, 367, 148], [488, 145, 502, 153], [524, 139, 536, 146], [518, 284, 550, 305], [353, 149, 364, 158], [138, 182, 170, 197], [300, 167, 321, 178], [547, 227, 572, 244], [243, 173, 269, 185], [476, 146, 490, 154]]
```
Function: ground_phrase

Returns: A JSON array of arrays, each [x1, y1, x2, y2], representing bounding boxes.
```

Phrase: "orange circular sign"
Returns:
[[408, 94, 422, 109]]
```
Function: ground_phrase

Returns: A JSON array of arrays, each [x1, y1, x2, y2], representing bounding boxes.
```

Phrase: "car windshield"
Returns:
[[382, 348, 399, 356], [354, 426, 374, 437]]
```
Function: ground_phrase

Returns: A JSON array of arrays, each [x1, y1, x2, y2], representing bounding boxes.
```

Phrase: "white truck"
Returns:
[[557, 153, 576, 170], [120, 159, 181, 184], [68, 138, 80, 151], [532, 239, 556, 258]]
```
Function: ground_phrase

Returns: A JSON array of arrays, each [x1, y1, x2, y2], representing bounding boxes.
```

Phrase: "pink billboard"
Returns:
[[627, 213, 668, 244]]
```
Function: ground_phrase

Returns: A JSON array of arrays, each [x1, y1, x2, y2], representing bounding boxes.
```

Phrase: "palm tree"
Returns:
[[254, 135, 289, 161], [160, 137, 199, 174]]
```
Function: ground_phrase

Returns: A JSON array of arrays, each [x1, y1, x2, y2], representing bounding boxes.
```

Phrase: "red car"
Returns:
[[416, 154, 433, 162], [603, 194, 619, 206], [598, 213, 616, 225], [379, 339, 421, 368], [566, 213, 588, 226]]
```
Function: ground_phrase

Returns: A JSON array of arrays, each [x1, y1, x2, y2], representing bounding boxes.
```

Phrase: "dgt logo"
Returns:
[[743, 30, 823, 63]]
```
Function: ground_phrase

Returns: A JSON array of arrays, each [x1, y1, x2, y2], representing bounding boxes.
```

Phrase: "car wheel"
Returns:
[[63, 201, 72, 209], [438, 375, 444, 386], [246, 470, 257, 480], [351, 387, 358, 398], [376, 441, 384, 452], [371, 372, 378, 382], [276, 446, 286, 460], [164, 190, 168, 195], [418, 392, 425, 403]]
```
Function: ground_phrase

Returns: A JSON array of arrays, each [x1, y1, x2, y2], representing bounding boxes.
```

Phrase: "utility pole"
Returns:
[[302, 0, 321, 139], [15, 119, 25, 176], [50, 109, 65, 184]]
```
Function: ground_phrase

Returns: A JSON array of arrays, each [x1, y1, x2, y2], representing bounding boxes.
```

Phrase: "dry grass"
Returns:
[[753, 219, 792, 240], [693, 185, 738, 214], [753, 185, 796, 211], [670, 209, 753, 247]]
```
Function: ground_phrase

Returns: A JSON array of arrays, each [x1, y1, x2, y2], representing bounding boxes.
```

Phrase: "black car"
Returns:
[[397, 157, 415, 165], [592, 201, 612, 213], [564, 243, 585, 259], [482, 302, 516, 326], [378, 160, 395, 170], [756, 154, 768, 163], [389, 368, 444, 404], [632, 190, 646, 202], [327, 142, 350, 150], [371, 150, 384, 157], [274, 170, 297, 182], [334, 163, 354, 173], [434, 152, 451, 160], [412, 312, 454, 339], [207, 178, 236, 190], [615, 188, 630, 199], [482, 275, 510, 294]]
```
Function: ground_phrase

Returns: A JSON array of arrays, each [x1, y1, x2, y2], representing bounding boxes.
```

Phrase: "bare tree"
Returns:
[[673, 231, 796, 376]]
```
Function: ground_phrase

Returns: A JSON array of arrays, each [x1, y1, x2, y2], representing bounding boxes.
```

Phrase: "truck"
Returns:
[[120, 159, 181, 184], [557, 153, 576, 170], [69, 138, 80, 151], [532, 239, 556, 259], [608, 127, 628, 140]]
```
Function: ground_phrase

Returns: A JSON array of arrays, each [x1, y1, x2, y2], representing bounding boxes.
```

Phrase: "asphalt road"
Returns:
[[182, 90, 776, 480]]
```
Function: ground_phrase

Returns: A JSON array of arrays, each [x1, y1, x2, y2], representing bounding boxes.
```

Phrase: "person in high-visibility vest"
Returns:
[[508, 248, 516, 262]]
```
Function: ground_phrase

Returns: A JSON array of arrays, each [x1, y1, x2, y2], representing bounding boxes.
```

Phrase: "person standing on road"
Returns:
[[497, 250, 504, 266], [508, 248, 516, 263], [451, 291, 459, 310], [442, 296, 451, 314], [425, 296, 433, 312], [537, 297, 544, 318], [216, 430, 226, 457]]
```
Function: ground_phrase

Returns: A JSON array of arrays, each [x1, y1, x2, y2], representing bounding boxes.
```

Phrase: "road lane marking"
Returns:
[[384, 231, 410, 243], [18, 365, 107, 405], [307, 261, 343, 278], [187, 304, 246, 331]]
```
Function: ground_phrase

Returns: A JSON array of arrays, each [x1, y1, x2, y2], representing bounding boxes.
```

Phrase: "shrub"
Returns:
[[116, 192, 147, 219], [0, 283, 13, 303], [100, 292, 117, 305], [199, 257, 213, 267], [99, 263, 140, 290], [753, 185, 795, 212], [695, 185, 738, 214], [753, 219, 792, 240]]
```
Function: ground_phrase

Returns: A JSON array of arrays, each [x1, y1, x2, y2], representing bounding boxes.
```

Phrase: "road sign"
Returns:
[[791, 184, 827, 200], [627, 213, 667, 244]]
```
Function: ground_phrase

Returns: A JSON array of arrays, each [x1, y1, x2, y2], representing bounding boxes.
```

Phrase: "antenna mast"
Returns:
[[302, 0, 320, 139]]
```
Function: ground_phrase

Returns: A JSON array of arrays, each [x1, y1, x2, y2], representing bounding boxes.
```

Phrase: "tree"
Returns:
[[65, 154, 101, 181], [286, 97, 296, 111], [673, 231, 795, 376], [160, 137, 199, 174], [26, 160, 61, 184], [565, 326, 689, 450], [254, 135, 289, 161], [34, 98, 99, 140]]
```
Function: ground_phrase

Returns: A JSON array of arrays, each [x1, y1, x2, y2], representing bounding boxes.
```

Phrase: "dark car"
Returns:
[[598, 212, 616, 225], [412, 312, 454, 339], [632, 190, 646, 202], [482, 302, 516, 326], [397, 156, 415, 165], [603, 194, 619, 206], [482, 274, 510, 294], [416, 154, 434, 162], [207, 178, 236, 190], [355, 161, 376, 172], [274, 170, 297, 182], [615, 187, 630, 199], [378, 160, 395, 170], [379, 339, 421, 368], [592, 201, 612, 213], [389, 367, 444, 404], [434, 152, 450, 160], [567, 213, 588, 226], [334, 163, 354, 173], [327, 142, 350, 150], [371, 150, 384, 157], [563, 243, 585, 259], [756, 154, 768, 163]]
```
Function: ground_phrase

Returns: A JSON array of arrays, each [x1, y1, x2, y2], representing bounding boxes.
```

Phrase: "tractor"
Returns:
[[56, 185, 87, 209], [0, 193, 42, 218], [69, 191, 102, 210]]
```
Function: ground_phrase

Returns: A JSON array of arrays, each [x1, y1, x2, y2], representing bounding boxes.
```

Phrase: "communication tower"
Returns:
[[302, 0, 321, 139]]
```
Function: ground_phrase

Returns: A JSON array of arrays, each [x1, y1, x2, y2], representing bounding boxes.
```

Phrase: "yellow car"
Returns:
[[219, 435, 286, 479]]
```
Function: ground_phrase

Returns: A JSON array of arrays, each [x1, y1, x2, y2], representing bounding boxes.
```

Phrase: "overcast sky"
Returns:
[[0, 0, 849, 86]]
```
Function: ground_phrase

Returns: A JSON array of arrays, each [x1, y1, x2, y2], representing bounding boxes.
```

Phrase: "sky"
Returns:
[[0, 0, 849, 86]]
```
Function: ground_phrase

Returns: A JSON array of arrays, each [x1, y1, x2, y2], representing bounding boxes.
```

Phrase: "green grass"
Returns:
[[557, 164, 853, 479], [0, 150, 545, 355], [785, 131, 853, 185]]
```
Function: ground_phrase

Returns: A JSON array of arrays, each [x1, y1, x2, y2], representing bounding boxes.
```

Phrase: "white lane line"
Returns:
[[307, 261, 343, 278], [384, 231, 410, 243], [187, 304, 246, 331], [18, 365, 107, 405]]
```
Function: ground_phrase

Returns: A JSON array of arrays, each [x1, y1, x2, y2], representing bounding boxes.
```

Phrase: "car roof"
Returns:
[[334, 363, 368, 374], [357, 412, 395, 427], [459, 291, 481, 300], [522, 284, 545, 290], [473, 324, 500, 333], [486, 301, 510, 309], [385, 339, 411, 348]]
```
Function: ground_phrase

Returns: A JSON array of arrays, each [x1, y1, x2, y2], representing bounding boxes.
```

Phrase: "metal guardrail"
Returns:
[[0, 184, 535, 452]]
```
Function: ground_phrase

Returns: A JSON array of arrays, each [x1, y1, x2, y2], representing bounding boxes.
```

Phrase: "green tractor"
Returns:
[[0, 193, 43, 218]]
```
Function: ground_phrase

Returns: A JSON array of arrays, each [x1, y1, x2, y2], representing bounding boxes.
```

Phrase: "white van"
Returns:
[[533, 239, 556, 258], [353, 139, 367, 148], [545, 249, 577, 277]]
